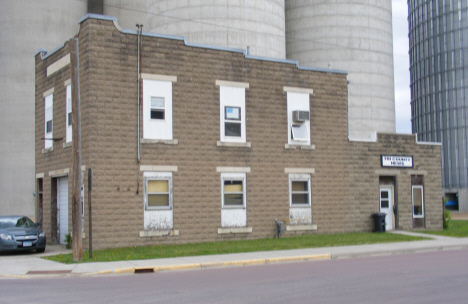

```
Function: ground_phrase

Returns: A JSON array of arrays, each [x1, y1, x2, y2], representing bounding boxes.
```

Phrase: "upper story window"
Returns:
[[65, 84, 72, 143], [216, 80, 249, 143], [142, 74, 177, 140], [44, 92, 53, 149], [284, 88, 313, 146]]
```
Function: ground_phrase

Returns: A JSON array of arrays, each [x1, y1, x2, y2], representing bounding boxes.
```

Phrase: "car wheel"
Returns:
[[36, 248, 45, 253]]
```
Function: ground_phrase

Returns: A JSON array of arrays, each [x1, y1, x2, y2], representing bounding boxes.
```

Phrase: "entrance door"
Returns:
[[380, 187, 393, 231], [57, 177, 69, 245]]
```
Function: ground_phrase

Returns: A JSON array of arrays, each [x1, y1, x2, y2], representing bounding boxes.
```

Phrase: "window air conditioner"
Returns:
[[292, 110, 310, 122]]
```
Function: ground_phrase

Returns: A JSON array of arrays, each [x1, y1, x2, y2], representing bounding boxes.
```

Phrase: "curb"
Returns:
[[92, 254, 331, 276]]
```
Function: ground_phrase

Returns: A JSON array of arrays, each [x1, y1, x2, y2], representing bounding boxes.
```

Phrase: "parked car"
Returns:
[[0, 216, 46, 253]]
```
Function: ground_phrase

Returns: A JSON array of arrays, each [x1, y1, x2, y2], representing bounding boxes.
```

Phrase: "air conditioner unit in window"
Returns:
[[292, 110, 310, 122]]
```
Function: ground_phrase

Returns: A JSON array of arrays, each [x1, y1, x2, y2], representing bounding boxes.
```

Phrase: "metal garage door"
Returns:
[[57, 177, 68, 245]]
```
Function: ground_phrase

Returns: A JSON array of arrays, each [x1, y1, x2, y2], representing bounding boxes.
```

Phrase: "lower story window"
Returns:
[[289, 174, 311, 207], [222, 173, 246, 208], [412, 185, 424, 217], [144, 172, 172, 210]]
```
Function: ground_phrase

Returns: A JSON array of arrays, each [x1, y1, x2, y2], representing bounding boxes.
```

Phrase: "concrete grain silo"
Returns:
[[146, 0, 286, 59], [0, 0, 87, 219], [286, 0, 396, 140]]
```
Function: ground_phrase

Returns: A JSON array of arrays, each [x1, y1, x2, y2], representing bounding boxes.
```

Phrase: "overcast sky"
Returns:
[[392, 0, 411, 134]]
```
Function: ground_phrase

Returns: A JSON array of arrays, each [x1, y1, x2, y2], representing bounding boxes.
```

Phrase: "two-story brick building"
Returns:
[[35, 15, 443, 250]]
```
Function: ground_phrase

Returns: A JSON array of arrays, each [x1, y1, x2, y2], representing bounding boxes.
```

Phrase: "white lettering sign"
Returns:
[[381, 155, 413, 168]]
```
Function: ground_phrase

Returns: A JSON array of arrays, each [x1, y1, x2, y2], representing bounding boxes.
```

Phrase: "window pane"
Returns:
[[224, 180, 243, 192], [151, 97, 165, 108], [148, 194, 169, 206], [381, 191, 388, 199], [224, 194, 243, 205], [292, 193, 309, 204], [148, 180, 168, 193], [46, 120, 52, 133], [225, 122, 241, 137], [413, 188, 423, 216], [292, 181, 308, 192], [151, 109, 165, 120], [291, 124, 308, 140], [381, 199, 389, 208], [225, 106, 241, 120], [67, 98, 72, 112], [68, 113, 72, 126], [46, 107, 52, 120]]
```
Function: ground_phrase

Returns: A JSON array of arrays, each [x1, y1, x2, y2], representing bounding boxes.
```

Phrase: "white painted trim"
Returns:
[[81, 165, 86, 172], [140, 73, 177, 82], [217, 167, 251, 173], [43, 88, 54, 98], [42, 147, 53, 154], [63, 142, 72, 148], [217, 227, 252, 234], [375, 169, 401, 176], [139, 230, 179, 237], [412, 185, 425, 218], [49, 168, 70, 177], [407, 170, 428, 176], [47, 54, 70, 77], [283, 86, 313, 95], [216, 141, 251, 148], [140, 165, 178, 172], [36, 173, 44, 179], [285, 168, 315, 174], [64, 79, 71, 86], [285, 225, 317, 231], [215, 80, 249, 88]]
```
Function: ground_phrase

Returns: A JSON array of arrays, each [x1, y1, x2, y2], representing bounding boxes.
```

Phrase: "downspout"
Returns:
[[136, 24, 143, 194], [137, 24, 142, 162]]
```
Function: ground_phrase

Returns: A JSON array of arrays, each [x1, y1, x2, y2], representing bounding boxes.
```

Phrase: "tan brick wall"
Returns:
[[35, 17, 442, 250]]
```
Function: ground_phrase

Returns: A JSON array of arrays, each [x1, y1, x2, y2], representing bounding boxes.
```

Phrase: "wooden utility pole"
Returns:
[[70, 37, 83, 261]]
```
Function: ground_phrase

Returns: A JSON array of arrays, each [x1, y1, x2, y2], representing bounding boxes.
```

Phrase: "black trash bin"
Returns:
[[372, 213, 386, 232]]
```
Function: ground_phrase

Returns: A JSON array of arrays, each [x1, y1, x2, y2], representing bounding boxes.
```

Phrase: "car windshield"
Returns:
[[0, 216, 35, 229]]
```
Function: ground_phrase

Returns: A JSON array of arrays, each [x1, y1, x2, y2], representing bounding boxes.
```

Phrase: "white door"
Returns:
[[380, 187, 393, 231], [57, 177, 69, 245]]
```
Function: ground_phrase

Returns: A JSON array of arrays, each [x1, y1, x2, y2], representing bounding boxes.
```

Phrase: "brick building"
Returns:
[[35, 15, 443, 250]]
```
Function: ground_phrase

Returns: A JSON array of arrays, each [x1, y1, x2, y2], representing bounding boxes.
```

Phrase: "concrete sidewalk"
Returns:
[[1, 231, 468, 279]]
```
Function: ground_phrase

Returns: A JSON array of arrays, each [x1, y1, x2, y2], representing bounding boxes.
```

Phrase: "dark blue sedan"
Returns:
[[0, 216, 46, 253]]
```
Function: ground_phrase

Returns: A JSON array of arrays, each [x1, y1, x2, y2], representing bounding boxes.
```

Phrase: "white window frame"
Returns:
[[219, 86, 246, 143], [142, 79, 173, 140], [221, 172, 246, 209], [144, 172, 173, 211], [44, 94, 53, 149], [412, 185, 424, 218], [65, 84, 72, 143], [287, 92, 311, 145], [289, 174, 311, 207]]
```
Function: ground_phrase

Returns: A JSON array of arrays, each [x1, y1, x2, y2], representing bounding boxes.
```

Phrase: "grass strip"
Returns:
[[43, 232, 425, 264], [419, 220, 468, 238]]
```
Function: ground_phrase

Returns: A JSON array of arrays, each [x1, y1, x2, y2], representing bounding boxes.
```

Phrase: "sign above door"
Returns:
[[381, 155, 413, 168]]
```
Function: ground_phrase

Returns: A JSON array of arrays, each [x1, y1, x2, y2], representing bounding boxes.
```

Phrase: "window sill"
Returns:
[[145, 206, 172, 211], [42, 147, 53, 154], [217, 141, 251, 148], [141, 139, 179, 145], [284, 144, 315, 150], [63, 142, 72, 148], [285, 225, 317, 232], [139, 230, 179, 237], [218, 227, 252, 234]]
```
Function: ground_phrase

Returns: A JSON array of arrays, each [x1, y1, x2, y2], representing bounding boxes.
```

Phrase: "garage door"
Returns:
[[57, 177, 68, 245]]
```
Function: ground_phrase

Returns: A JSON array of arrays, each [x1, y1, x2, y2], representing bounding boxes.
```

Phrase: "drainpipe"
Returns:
[[136, 24, 143, 194], [137, 24, 142, 163]]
